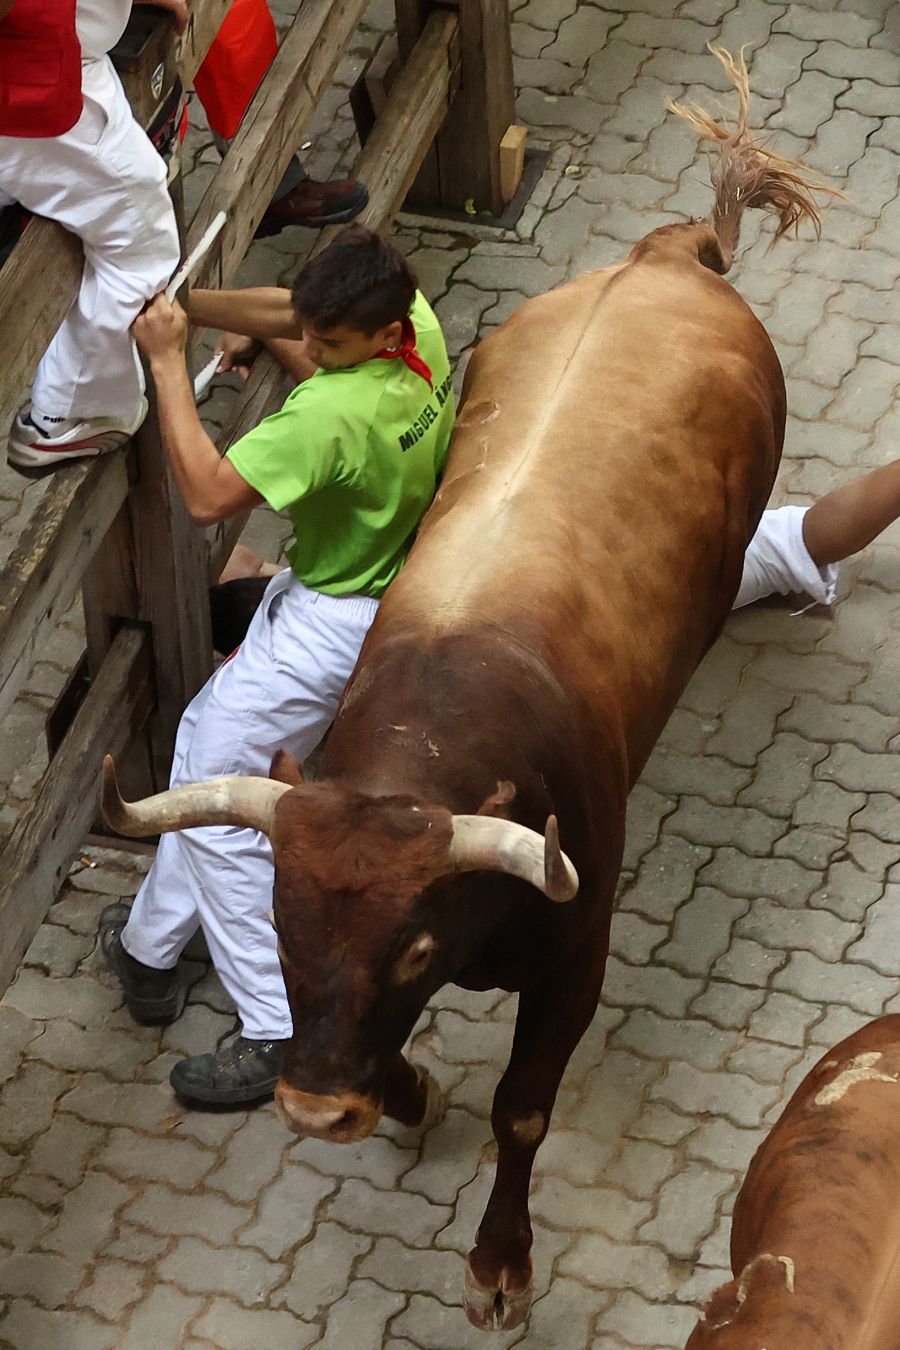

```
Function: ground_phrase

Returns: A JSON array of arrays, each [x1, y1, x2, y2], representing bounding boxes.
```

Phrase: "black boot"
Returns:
[[170, 1035, 289, 1106], [99, 902, 186, 1026]]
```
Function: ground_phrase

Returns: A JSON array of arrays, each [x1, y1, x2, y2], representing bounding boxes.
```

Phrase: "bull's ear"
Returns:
[[270, 750, 304, 787], [477, 780, 516, 819]]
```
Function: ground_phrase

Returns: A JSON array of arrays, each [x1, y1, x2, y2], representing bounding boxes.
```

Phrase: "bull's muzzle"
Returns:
[[274, 1081, 383, 1143]]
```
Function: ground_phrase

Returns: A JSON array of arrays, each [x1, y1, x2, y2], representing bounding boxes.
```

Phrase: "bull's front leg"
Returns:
[[464, 944, 607, 1331]]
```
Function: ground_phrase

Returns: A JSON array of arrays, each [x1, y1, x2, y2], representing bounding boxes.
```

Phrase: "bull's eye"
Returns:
[[392, 933, 435, 985]]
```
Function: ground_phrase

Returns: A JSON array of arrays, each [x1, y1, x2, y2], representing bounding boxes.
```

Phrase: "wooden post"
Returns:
[[396, 0, 514, 217]]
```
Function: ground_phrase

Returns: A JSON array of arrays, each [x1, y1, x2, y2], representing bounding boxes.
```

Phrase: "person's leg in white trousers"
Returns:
[[0, 56, 179, 423], [122, 571, 379, 1040]]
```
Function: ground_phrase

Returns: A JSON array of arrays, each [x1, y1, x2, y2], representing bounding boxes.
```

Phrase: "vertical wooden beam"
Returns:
[[436, 0, 514, 215], [398, 0, 514, 217]]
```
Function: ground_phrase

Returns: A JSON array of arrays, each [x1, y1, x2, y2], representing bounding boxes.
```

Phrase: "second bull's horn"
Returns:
[[447, 813, 579, 902], [101, 755, 291, 839]]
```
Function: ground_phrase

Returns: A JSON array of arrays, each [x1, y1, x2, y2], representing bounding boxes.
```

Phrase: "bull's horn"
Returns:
[[101, 755, 291, 838], [447, 813, 579, 902]]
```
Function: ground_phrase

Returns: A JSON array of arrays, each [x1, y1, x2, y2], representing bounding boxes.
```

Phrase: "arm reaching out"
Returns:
[[189, 287, 304, 341]]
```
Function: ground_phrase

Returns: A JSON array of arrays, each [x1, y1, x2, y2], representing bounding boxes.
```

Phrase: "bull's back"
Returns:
[[375, 229, 784, 776], [689, 1016, 900, 1349]]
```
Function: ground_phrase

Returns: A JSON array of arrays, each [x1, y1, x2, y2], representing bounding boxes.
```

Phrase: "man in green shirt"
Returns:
[[100, 226, 455, 1105]]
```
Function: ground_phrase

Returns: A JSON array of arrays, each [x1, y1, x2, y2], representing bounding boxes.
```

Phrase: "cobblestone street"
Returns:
[[2, 0, 900, 1346]]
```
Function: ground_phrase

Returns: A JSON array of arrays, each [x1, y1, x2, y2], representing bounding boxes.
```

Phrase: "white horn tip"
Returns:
[[545, 815, 579, 902]]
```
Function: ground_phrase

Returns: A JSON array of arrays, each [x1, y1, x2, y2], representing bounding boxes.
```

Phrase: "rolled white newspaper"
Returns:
[[165, 210, 227, 304], [194, 350, 224, 399]]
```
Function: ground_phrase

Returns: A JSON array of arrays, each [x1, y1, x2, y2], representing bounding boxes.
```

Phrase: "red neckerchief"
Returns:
[[375, 316, 433, 389]]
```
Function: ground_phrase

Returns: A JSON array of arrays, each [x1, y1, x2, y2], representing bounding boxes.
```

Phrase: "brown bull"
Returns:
[[102, 53, 836, 1331], [687, 1016, 900, 1349]]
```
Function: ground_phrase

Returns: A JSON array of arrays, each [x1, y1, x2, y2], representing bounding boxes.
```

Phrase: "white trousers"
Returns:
[[0, 57, 179, 422], [734, 505, 838, 610], [122, 570, 379, 1041]]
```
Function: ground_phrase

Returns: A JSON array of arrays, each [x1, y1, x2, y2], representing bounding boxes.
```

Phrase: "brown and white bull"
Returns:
[[102, 54, 836, 1331], [687, 1016, 900, 1349]]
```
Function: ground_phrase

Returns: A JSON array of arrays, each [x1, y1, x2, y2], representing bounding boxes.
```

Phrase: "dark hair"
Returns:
[[291, 225, 417, 336]]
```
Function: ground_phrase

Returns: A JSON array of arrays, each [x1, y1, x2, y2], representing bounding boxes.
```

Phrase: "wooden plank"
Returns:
[[0, 0, 234, 422], [336, 10, 460, 233], [393, 0, 440, 208], [181, 0, 236, 83], [431, 0, 515, 215], [186, 0, 371, 294], [0, 219, 82, 423], [0, 456, 129, 724], [0, 624, 153, 995], [500, 124, 528, 203]]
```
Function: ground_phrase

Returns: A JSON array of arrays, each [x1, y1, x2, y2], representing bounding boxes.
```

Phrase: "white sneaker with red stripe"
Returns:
[[8, 398, 148, 471]]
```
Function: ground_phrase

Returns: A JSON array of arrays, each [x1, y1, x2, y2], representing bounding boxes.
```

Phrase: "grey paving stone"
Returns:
[[530, 1171, 652, 1242], [686, 1118, 767, 1174], [650, 1062, 781, 1129], [193, 1302, 319, 1350], [236, 1162, 335, 1259], [846, 893, 900, 975], [28, 1115, 102, 1189], [773, 949, 895, 1013], [0, 1062, 70, 1149], [658, 889, 748, 978], [603, 956, 704, 1018], [667, 798, 785, 857], [117, 1286, 206, 1350], [638, 1160, 733, 1259], [204, 1108, 289, 1202], [535, 1128, 616, 1185], [124, 1183, 251, 1244], [619, 833, 711, 923], [727, 1038, 804, 1085], [810, 858, 886, 923], [22, 923, 94, 978], [3, 968, 122, 1027], [689, 982, 767, 1032], [747, 991, 822, 1047], [317, 1279, 408, 1350], [0, 1305, 119, 1350], [0, 1005, 38, 1085], [736, 896, 857, 961], [560, 1230, 673, 1299], [73, 1258, 145, 1322], [774, 827, 845, 872], [158, 1235, 286, 1303], [712, 938, 787, 989], [326, 1177, 451, 1247], [542, 6, 621, 64], [699, 849, 821, 909], [567, 1048, 661, 1141], [603, 1138, 677, 1201], [96, 1126, 215, 1189], [40, 1170, 132, 1258]]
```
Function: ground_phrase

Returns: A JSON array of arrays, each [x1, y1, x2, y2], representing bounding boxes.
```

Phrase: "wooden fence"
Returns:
[[0, 0, 515, 993]]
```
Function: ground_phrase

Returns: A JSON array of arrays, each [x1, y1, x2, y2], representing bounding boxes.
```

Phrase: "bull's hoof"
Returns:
[[464, 1256, 533, 1331]]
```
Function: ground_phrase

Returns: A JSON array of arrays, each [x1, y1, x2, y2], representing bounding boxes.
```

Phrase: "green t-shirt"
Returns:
[[226, 291, 455, 598]]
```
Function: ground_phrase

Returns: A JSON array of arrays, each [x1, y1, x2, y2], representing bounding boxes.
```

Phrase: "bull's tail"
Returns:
[[669, 46, 843, 271]]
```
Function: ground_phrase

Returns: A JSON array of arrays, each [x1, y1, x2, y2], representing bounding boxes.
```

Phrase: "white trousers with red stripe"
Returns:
[[122, 570, 379, 1041], [0, 56, 179, 422]]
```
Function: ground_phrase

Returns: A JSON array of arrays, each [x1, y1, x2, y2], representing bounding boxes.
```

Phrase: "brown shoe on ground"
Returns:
[[255, 177, 369, 236]]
